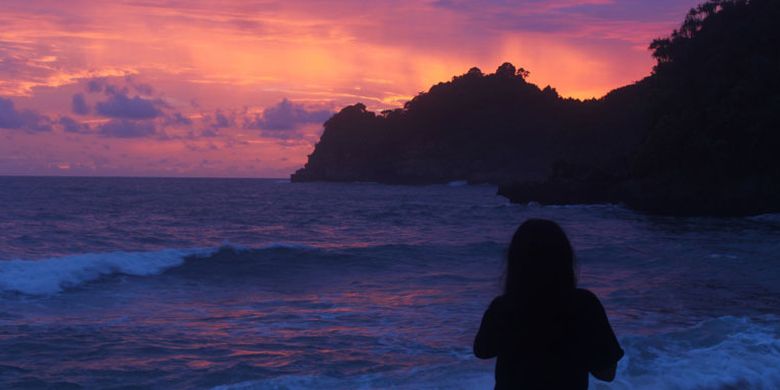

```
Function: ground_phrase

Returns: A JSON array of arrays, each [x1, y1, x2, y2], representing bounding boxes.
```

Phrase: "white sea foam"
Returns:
[[0, 242, 323, 295], [211, 370, 493, 390], [594, 316, 780, 389], [211, 316, 780, 390], [749, 212, 780, 224], [0, 248, 215, 295]]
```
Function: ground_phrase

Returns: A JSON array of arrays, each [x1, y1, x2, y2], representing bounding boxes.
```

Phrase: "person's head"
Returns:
[[504, 219, 576, 299]]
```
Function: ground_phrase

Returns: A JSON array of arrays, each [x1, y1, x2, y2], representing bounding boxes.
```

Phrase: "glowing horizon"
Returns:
[[0, 0, 700, 177]]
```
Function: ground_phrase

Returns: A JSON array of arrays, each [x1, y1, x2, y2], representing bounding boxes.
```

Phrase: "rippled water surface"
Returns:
[[1, 177, 779, 389]]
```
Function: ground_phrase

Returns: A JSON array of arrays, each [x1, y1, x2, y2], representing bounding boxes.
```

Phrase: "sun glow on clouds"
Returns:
[[0, 0, 700, 177]]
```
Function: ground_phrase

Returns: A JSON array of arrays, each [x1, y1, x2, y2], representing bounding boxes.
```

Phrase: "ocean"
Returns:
[[1, 177, 779, 389]]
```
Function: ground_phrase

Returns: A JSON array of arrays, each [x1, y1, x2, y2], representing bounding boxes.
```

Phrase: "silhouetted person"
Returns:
[[474, 219, 623, 389]]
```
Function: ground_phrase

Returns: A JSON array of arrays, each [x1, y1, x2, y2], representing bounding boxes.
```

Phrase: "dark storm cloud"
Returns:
[[195, 109, 237, 138], [71, 93, 90, 115], [426, 0, 694, 40], [166, 112, 193, 126], [213, 110, 233, 128], [95, 90, 165, 119], [86, 78, 107, 93], [124, 75, 154, 95], [0, 97, 52, 132], [59, 116, 90, 133], [97, 119, 157, 138], [245, 99, 332, 138]]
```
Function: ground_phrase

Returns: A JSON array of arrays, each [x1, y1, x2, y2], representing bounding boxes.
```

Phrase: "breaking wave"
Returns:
[[0, 243, 323, 295]]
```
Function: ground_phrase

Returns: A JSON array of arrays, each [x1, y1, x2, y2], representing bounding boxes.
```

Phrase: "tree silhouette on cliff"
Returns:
[[293, 60, 646, 184], [627, 0, 780, 214], [293, 0, 780, 216]]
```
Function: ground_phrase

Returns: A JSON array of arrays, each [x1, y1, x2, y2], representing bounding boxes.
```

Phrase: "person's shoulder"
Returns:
[[489, 294, 511, 309], [573, 288, 605, 309], [488, 294, 522, 315]]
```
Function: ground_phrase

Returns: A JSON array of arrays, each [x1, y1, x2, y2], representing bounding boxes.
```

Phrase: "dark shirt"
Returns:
[[474, 288, 623, 389]]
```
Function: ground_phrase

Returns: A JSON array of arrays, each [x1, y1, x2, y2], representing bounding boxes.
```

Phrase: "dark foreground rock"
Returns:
[[496, 180, 623, 207], [498, 175, 780, 217]]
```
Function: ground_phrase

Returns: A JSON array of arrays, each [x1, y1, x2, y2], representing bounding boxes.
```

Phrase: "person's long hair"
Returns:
[[504, 219, 577, 309]]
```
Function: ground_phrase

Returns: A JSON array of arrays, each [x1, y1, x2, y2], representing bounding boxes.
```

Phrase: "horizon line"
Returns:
[[0, 174, 290, 180]]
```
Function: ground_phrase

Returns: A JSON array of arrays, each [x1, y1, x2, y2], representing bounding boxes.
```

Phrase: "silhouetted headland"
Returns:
[[292, 0, 780, 217]]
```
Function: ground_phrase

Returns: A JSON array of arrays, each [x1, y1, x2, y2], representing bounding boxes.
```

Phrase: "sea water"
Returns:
[[1, 177, 779, 389]]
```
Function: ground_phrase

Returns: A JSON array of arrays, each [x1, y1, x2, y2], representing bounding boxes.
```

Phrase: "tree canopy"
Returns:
[[293, 0, 780, 216]]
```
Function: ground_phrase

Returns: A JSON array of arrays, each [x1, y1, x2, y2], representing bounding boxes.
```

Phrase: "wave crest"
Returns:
[[0, 248, 216, 295], [0, 242, 331, 296]]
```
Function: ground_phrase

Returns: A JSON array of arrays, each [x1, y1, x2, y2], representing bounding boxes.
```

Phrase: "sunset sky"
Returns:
[[0, 0, 700, 177]]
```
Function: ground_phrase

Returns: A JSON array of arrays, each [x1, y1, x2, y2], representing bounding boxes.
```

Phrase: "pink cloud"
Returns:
[[0, 0, 702, 176]]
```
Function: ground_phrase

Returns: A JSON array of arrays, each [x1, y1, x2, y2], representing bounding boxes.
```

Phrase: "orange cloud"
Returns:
[[0, 0, 701, 176]]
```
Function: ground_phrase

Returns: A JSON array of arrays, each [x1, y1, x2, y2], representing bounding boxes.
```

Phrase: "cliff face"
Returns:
[[293, 0, 780, 217]]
